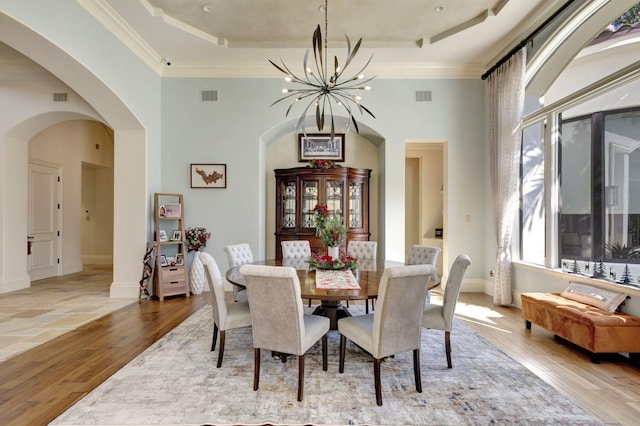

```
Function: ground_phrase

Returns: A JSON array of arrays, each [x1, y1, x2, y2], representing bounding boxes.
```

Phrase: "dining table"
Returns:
[[225, 258, 436, 330]]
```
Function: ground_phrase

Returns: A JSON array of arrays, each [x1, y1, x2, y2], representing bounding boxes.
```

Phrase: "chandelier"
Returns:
[[269, 0, 375, 137]]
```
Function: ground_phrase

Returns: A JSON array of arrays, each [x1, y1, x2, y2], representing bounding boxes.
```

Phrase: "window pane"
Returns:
[[560, 117, 592, 259], [604, 110, 640, 262], [521, 122, 545, 264]]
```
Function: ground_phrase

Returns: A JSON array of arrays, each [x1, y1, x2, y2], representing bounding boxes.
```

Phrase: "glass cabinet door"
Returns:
[[302, 180, 319, 228], [280, 180, 297, 229], [349, 181, 363, 228], [326, 179, 344, 219]]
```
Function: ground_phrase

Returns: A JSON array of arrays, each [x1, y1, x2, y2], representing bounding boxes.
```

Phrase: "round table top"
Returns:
[[226, 259, 413, 302]]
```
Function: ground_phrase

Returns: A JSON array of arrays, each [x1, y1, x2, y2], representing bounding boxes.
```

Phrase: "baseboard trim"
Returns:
[[109, 281, 139, 299], [81, 255, 113, 265], [0, 274, 31, 293], [460, 278, 486, 292]]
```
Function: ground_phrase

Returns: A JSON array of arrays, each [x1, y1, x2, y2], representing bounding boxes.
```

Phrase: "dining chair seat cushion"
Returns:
[[336, 313, 374, 350], [339, 264, 437, 360], [422, 304, 445, 330], [225, 302, 252, 329], [303, 314, 332, 352], [234, 288, 248, 303]]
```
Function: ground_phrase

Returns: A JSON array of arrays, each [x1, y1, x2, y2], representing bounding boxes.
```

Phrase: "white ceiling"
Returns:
[[78, 0, 566, 78]]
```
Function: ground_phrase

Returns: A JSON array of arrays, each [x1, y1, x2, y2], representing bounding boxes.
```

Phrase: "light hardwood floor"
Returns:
[[0, 268, 639, 425]]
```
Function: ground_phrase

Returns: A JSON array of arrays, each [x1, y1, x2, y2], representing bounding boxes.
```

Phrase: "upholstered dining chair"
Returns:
[[407, 244, 442, 303], [346, 240, 378, 312], [347, 240, 377, 260], [239, 264, 330, 402], [422, 253, 471, 368], [338, 264, 437, 406], [281, 240, 311, 259], [281, 240, 313, 306], [223, 243, 254, 303], [199, 251, 252, 368]]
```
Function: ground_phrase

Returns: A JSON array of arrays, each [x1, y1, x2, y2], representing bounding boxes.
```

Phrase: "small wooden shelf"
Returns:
[[153, 193, 189, 301]]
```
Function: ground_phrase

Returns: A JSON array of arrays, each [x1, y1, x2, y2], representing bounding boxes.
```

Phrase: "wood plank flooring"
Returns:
[[0, 293, 205, 426], [1, 286, 639, 425]]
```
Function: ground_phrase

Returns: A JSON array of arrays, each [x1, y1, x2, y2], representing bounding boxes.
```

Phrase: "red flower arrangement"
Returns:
[[308, 159, 341, 169], [307, 252, 357, 270], [313, 204, 329, 236], [185, 226, 211, 252]]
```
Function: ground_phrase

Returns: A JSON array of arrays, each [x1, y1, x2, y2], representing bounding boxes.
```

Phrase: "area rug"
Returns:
[[51, 305, 602, 426]]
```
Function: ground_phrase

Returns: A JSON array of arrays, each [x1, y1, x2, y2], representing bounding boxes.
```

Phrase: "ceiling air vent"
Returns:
[[53, 93, 68, 102], [201, 90, 218, 102], [415, 91, 432, 102]]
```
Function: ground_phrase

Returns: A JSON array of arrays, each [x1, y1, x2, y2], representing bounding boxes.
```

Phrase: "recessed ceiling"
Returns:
[[19, 0, 570, 78]]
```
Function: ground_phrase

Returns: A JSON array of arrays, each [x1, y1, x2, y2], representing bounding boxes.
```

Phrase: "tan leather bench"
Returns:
[[521, 292, 640, 363]]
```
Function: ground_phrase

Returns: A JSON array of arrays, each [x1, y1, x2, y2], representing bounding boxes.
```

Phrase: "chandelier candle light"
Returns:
[[269, 0, 376, 138]]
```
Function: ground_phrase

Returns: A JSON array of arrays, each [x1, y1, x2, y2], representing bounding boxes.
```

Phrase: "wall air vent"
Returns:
[[53, 93, 68, 102], [415, 91, 432, 102], [201, 90, 218, 102]]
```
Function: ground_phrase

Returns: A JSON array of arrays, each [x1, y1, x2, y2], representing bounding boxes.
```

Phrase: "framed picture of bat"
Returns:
[[190, 164, 227, 188]]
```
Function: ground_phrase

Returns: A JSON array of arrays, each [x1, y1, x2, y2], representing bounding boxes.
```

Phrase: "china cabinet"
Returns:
[[153, 193, 189, 300], [274, 167, 371, 259]]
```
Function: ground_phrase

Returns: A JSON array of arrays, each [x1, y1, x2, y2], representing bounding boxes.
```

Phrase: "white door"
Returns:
[[28, 162, 61, 280]]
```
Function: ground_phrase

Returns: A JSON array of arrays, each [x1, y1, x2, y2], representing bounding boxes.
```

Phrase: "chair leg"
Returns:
[[339, 334, 346, 373], [346, 300, 350, 308], [374, 358, 383, 406], [298, 354, 305, 401], [211, 323, 218, 351], [253, 348, 260, 391], [445, 331, 452, 368], [216, 330, 225, 368], [413, 349, 422, 393], [365, 300, 369, 314], [322, 334, 328, 371]]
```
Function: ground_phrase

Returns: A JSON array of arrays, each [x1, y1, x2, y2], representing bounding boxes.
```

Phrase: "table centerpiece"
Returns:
[[307, 252, 357, 270]]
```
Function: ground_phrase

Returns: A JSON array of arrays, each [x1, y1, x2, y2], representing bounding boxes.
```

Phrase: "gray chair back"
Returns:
[[372, 264, 437, 358], [281, 240, 311, 259], [347, 240, 377, 260], [200, 251, 227, 329], [224, 243, 254, 267], [441, 254, 471, 331], [223, 243, 254, 301], [407, 244, 441, 266], [239, 264, 306, 355]]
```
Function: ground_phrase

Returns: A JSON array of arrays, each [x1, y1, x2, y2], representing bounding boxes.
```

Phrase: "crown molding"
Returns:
[[160, 62, 483, 79], [77, 0, 482, 80], [77, 0, 163, 74]]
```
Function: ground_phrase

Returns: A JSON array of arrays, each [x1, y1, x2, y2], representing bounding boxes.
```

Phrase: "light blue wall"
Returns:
[[161, 77, 488, 279], [0, 0, 489, 291]]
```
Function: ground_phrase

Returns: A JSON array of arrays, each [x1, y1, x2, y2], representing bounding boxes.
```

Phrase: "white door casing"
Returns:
[[28, 161, 61, 281]]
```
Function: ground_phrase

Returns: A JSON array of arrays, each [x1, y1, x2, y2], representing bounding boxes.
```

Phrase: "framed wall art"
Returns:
[[190, 163, 227, 188], [298, 133, 345, 162]]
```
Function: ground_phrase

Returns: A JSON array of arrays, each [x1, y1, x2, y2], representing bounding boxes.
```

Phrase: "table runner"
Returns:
[[315, 269, 361, 290]]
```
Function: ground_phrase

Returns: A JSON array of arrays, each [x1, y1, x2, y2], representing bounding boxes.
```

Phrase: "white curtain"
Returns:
[[487, 49, 526, 306]]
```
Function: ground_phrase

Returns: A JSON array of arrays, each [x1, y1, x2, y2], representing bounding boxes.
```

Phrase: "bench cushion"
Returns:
[[521, 292, 640, 354]]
